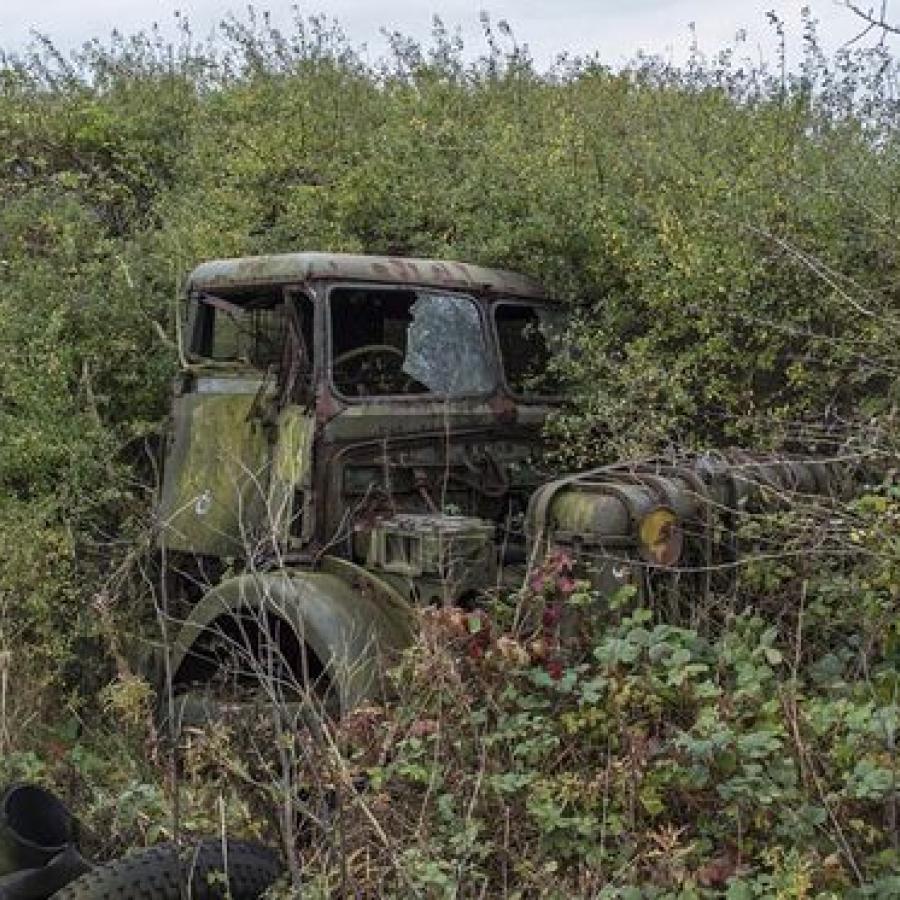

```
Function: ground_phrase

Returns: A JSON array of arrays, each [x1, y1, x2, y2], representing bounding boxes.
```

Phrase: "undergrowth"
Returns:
[[1, 483, 896, 897]]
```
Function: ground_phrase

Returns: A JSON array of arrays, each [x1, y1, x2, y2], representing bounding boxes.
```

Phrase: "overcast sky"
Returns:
[[0, 1, 897, 69]]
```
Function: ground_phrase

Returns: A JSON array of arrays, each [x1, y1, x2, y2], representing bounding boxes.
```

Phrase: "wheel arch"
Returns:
[[168, 559, 414, 712]]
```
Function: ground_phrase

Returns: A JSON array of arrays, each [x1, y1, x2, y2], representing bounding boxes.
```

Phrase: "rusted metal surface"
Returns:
[[186, 252, 550, 300], [525, 450, 857, 600]]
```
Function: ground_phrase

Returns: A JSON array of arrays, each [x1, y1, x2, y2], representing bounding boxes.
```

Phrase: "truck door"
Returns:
[[159, 292, 314, 558]]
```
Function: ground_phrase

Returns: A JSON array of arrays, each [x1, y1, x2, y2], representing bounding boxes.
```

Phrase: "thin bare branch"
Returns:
[[844, 1, 900, 38]]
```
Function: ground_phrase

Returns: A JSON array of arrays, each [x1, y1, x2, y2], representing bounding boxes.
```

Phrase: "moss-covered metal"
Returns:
[[158, 378, 271, 557], [267, 405, 315, 547], [169, 559, 413, 713]]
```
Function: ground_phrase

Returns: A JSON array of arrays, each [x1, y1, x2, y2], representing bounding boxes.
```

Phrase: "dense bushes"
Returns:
[[310, 532, 899, 897], [0, 8, 897, 896]]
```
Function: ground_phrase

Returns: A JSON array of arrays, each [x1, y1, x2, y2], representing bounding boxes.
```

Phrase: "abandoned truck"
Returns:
[[157, 251, 851, 720]]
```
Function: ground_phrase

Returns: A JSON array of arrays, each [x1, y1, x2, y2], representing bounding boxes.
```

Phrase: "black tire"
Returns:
[[52, 840, 283, 900]]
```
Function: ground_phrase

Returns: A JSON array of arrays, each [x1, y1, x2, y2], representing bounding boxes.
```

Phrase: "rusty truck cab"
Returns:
[[160, 252, 565, 607]]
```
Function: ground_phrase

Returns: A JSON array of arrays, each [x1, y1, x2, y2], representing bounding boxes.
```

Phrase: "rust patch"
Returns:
[[488, 393, 517, 424], [315, 385, 343, 426], [387, 258, 413, 279]]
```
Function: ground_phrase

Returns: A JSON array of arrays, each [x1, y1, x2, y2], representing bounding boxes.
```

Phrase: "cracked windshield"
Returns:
[[329, 288, 495, 397]]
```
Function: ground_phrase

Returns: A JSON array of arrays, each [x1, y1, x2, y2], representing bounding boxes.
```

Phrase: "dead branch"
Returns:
[[844, 2, 900, 43]]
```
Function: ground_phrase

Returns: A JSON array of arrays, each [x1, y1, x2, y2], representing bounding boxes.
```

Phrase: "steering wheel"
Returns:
[[332, 343, 404, 368], [332, 343, 411, 395]]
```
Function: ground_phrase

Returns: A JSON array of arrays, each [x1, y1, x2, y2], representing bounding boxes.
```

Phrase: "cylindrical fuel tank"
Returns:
[[526, 451, 858, 570]]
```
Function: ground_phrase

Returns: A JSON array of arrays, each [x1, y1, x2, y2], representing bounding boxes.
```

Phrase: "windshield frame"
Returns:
[[491, 298, 568, 404], [325, 282, 499, 404]]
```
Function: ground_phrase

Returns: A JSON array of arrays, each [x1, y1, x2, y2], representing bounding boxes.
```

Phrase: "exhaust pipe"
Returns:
[[0, 785, 90, 900]]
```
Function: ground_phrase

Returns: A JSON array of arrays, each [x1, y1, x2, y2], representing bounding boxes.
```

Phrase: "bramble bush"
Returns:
[[281, 496, 898, 897]]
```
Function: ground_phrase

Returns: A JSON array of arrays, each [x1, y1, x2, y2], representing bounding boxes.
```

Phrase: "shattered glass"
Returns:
[[401, 294, 495, 396]]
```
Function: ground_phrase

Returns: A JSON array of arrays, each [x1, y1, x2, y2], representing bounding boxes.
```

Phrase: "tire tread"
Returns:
[[52, 840, 282, 900]]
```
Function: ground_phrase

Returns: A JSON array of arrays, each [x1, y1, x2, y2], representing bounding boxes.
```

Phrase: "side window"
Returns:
[[190, 293, 289, 369], [210, 302, 286, 367], [494, 303, 566, 397]]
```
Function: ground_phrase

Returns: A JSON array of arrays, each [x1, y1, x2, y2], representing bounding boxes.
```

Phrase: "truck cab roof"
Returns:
[[187, 251, 551, 301]]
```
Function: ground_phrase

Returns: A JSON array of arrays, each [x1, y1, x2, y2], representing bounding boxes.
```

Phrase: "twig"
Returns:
[[845, 2, 900, 38]]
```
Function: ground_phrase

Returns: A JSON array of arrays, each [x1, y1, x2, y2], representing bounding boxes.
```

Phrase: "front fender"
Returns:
[[170, 558, 414, 712]]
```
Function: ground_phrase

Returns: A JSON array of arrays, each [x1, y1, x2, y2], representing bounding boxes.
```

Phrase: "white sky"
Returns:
[[0, 1, 897, 69]]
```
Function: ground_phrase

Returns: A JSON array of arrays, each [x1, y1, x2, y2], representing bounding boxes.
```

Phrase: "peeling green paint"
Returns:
[[159, 383, 270, 556], [267, 405, 315, 546]]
